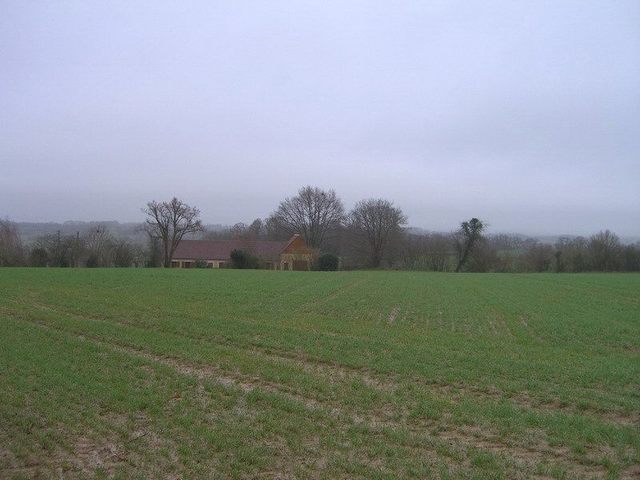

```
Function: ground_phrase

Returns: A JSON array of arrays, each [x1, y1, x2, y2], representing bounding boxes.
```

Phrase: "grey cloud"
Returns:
[[1, 0, 638, 236]]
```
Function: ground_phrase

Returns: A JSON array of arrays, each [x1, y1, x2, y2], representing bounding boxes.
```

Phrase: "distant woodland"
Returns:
[[1, 186, 639, 272]]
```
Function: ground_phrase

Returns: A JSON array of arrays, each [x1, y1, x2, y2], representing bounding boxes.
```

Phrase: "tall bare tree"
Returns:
[[453, 218, 485, 272], [143, 197, 203, 267], [588, 230, 622, 271], [349, 199, 407, 268], [268, 186, 345, 248]]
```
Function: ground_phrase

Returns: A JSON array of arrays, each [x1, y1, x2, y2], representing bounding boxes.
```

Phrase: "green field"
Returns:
[[0, 269, 638, 479]]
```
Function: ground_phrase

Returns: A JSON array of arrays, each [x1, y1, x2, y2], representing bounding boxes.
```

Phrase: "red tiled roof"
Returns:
[[173, 238, 290, 261]]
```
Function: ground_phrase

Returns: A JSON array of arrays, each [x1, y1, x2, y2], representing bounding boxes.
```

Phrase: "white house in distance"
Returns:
[[171, 234, 317, 270]]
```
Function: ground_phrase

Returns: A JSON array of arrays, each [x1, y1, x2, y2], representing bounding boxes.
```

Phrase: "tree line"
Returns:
[[0, 222, 149, 268], [1, 185, 639, 271]]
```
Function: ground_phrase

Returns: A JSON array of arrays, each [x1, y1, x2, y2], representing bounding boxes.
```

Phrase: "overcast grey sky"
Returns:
[[1, 1, 638, 235]]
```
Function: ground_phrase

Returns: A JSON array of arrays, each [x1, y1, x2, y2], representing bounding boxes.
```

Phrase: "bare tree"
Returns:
[[230, 222, 248, 239], [348, 199, 407, 268], [522, 242, 555, 272], [483, 234, 530, 272], [453, 218, 485, 272], [264, 215, 291, 241], [143, 197, 204, 267], [83, 226, 114, 267], [113, 240, 136, 267], [555, 236, 588, 272], [145, 235, 163, 267], [268, 186, 345, 248], [0, 220, 25, 266], [248, 218, 265, 239], [622, 243, 640, 272], [588, 230, 622, 271], [31, 231, 76, 267], [401, 232, 453, 271], [466, 239, 500, 272], [229, 219, 266, 240]]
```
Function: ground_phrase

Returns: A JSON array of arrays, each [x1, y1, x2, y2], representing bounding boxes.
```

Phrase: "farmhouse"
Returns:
[[171, 234, 317, 270]]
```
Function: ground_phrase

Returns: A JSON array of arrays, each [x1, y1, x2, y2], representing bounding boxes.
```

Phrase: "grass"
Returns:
[[0, 268, 638, 479]]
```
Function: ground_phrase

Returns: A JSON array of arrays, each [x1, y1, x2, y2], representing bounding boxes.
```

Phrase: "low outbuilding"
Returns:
[[171, 234, 317, 270]]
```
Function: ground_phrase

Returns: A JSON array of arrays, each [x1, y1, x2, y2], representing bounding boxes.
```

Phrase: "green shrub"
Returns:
[[314, 253, 339, 271], [230, 249, 259, 269]]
